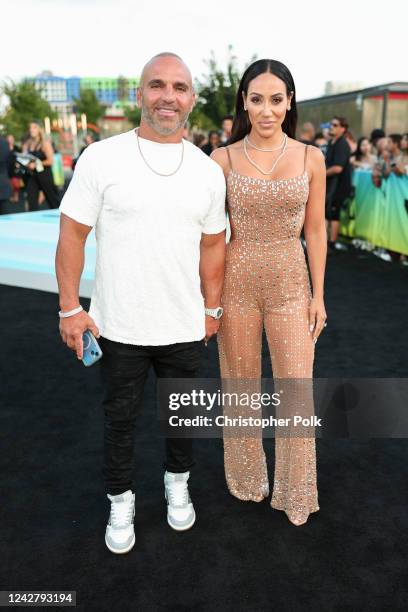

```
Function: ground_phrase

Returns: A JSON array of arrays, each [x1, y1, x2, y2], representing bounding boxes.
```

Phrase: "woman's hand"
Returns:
[[308, 295, 327, 343], [28, 161, 36, 171]]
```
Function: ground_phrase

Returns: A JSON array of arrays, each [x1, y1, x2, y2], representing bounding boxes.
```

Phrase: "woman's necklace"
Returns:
[[244, 133, 285, 152], [136, 128, 184, 177], [243, 133, 288, 176]]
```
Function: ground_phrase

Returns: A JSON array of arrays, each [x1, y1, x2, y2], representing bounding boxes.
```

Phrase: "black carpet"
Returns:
[[1, 247, 407, 612]]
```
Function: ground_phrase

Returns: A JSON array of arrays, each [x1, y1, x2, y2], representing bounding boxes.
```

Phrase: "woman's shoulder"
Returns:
[[210, 144, 240, 174], [226, 139, 244, 150]]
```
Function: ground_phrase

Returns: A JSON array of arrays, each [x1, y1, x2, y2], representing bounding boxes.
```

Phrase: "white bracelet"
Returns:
[[58, 305, 83, 318]]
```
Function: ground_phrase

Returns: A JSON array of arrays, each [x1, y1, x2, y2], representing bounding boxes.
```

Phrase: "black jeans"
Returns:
[[99, 336, 203, 495], [26, 168, 60, 211]]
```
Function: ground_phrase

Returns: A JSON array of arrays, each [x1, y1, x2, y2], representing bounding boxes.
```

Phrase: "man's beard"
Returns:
[[141, 99, 190, 136]]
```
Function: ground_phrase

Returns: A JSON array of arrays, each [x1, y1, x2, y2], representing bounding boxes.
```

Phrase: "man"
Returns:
[[55, 52, 226, 554], [220, 115, 233, 145], [325, 116, 351, 252]]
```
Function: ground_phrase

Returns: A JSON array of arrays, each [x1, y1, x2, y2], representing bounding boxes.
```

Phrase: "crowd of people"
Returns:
[[0, 122, 96, 215], [1, 115, 407, 262]]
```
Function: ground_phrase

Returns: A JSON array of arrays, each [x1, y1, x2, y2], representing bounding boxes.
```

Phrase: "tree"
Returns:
[[74, 88, 105, 125], [190, 45, 257, 130], [0, 79, 56, 140], [124, 105, 141, 127]]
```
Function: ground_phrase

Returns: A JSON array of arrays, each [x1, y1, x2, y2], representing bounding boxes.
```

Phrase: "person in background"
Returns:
[[71, 133, 96, 170], [321, 125, 331, 142], [345, 130, 357, 154], [401, 133, 408, 174], [325, 116, 351, 252], [220, 115, 233, 144], [372, 137, 391, 187], [201, 130, 221, 155], [370, 128, 385, 153], [299, 121, 315, 145], [388, 134, 405, 176], [386, 134, 405, 263], [350, 137, 376, 170], [193, 133, 206, 149], [6, 134, 22, 203], [51, 143, 65, 194], [0, 136, 12, 214], [314, 131, 328, 156], [23, 121, 60, 211]]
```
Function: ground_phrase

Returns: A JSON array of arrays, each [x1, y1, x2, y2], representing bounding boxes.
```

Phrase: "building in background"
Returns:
[[298, 82, 408, 137], [79, 76, 139, 106], [28, 72, 139, 133], [324, 81, 365, 95]]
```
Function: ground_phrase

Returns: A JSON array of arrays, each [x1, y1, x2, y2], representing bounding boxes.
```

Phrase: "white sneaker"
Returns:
[[164, 471, 196, 531], [105, 490, 135, 554]]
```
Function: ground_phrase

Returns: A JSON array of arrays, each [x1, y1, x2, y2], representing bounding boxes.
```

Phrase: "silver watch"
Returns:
[[205, 306, 224, 320]]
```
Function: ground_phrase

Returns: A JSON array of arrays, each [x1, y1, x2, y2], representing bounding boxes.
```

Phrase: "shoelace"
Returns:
[[167, 481, 188, 507], [110, 500, 133, 528]]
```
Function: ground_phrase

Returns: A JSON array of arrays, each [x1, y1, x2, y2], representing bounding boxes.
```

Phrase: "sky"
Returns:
[[1, 0, 406, 102]]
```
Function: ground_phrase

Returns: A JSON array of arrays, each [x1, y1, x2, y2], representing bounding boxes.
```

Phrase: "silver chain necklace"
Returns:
[[136, 128, 184, 177], [244, 133, 285, 152], [243, 133, 288, 176]]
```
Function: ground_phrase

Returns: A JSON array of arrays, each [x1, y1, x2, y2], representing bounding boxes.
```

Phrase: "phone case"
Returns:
[[82, 330, 103, 367]]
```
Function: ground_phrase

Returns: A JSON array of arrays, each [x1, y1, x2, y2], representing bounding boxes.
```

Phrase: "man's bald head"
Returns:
[[140, 52, 193, 89], [137, 52, 196, 137]]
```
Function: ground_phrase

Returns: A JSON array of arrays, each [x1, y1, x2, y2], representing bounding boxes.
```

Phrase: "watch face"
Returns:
[[216, 307, 223, 319]]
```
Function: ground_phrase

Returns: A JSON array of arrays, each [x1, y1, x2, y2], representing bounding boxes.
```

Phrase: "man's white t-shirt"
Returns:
[[59, 129, 226, 345]]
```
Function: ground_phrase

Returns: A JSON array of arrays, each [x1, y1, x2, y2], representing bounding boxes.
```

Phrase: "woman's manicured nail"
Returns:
[[309, 324, 314, 332]]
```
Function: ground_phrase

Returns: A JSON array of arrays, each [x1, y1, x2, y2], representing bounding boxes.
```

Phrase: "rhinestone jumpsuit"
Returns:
[[217, 144, 320, 525]]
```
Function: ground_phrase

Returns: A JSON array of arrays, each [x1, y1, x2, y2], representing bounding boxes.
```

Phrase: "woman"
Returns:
[[201, 130, 221, 156], [350, 137, 376, 170], [23, 121, 59, 211], [211, 59, 327, 526]]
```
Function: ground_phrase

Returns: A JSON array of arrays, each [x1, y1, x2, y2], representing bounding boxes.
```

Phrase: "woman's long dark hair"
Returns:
[[229, 59, 297, 144], [354, 136, 369, 161]]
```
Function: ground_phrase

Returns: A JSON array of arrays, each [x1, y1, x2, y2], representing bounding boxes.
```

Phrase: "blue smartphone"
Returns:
[[82, 330, 103, 367]]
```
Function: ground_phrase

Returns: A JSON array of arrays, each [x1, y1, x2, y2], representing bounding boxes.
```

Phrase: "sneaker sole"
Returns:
[[167, 509, 196, 531], [105, 533, 135, 554]]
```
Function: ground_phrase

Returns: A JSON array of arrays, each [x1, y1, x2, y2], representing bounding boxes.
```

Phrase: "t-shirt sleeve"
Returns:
[[332, 140, 350, 168], [202, 164, 227, 234], [59, 144, 102, 226]]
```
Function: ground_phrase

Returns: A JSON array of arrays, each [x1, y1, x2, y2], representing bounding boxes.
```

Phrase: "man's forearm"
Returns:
[[199, 239, 225, 307], [55, 237, 86, 311], [326, 165, 343, 177]]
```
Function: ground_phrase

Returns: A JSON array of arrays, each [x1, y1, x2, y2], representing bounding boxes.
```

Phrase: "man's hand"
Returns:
[[59, 311, 100, 360], [204, 315, 220, 345]]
